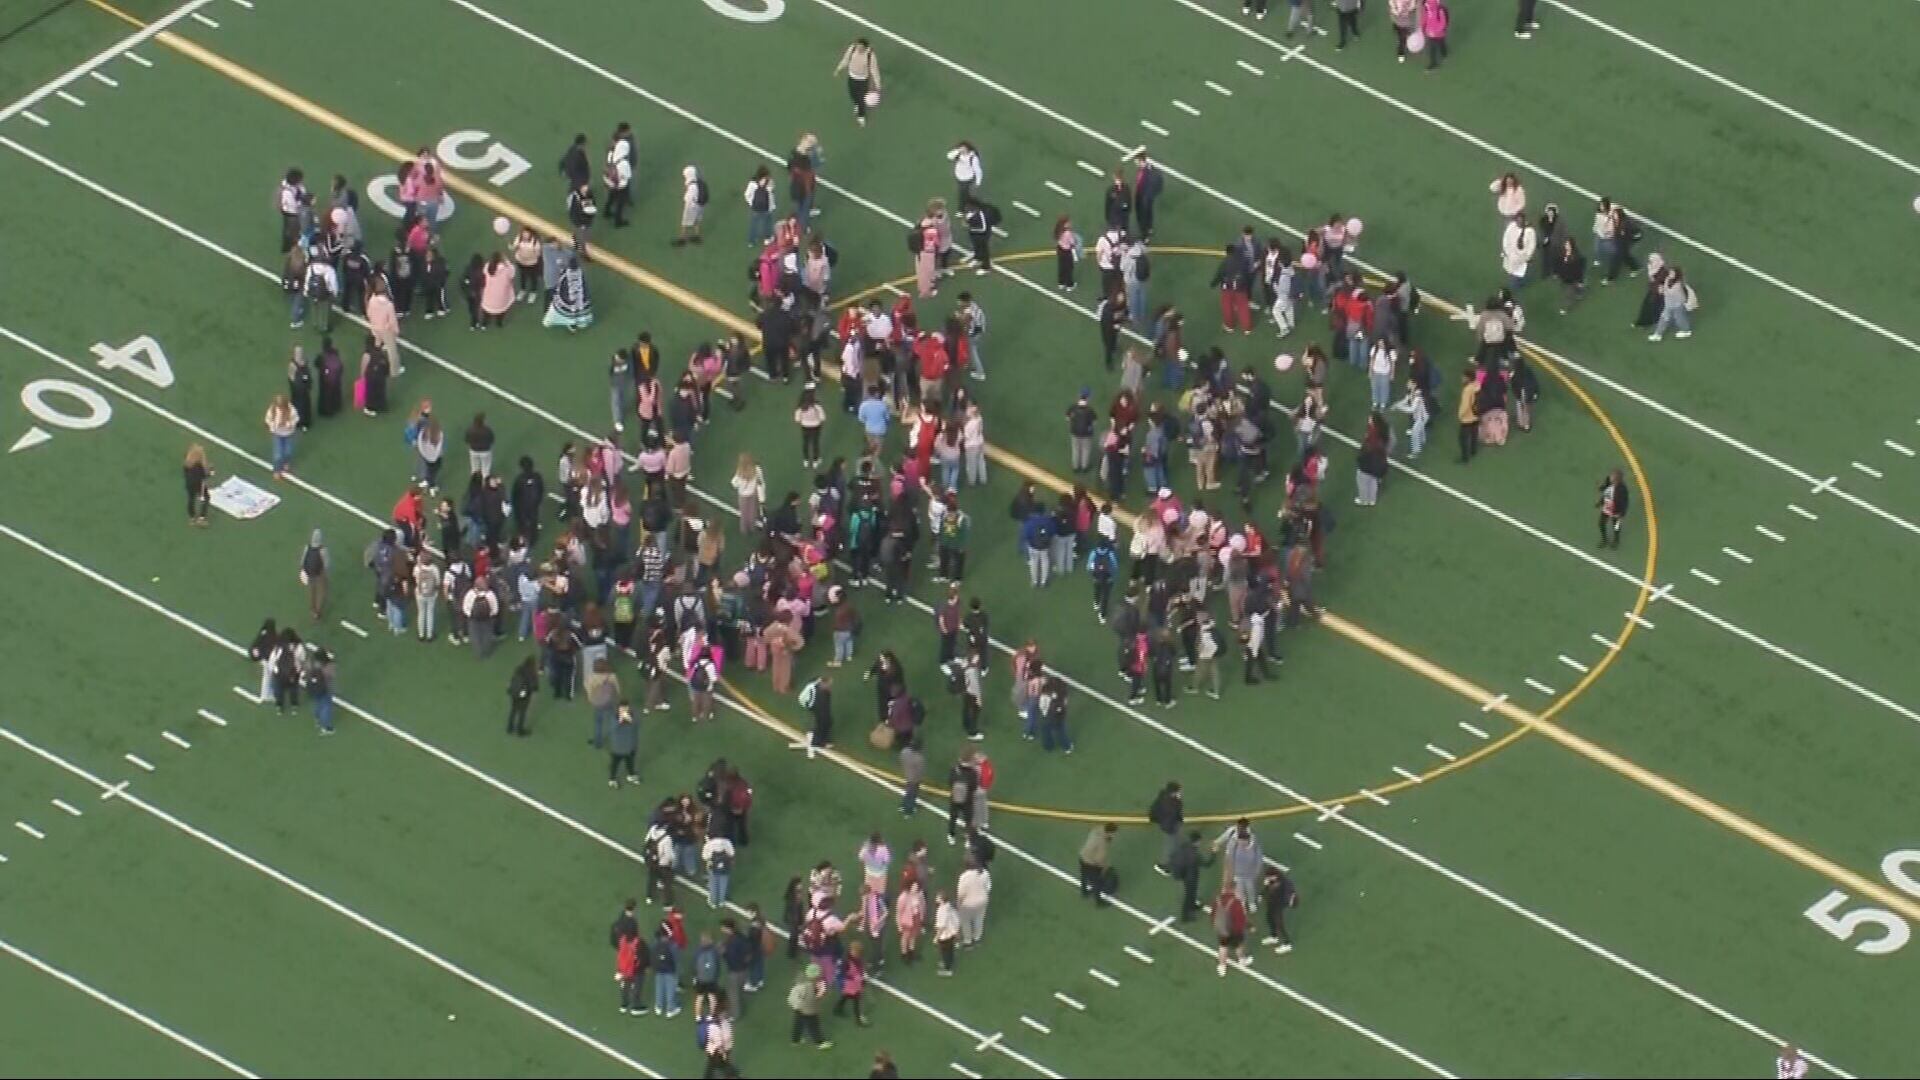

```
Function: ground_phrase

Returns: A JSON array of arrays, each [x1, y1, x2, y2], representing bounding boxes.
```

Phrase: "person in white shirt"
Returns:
[[1500, 212, 1537, 292], [948, 140, 983, 206], [1775, 1046, 1808, 1080], [674, 165, 705, 247], [277, 167, 308, 253], [955, 862, 991, 946], [834, 37, 881, 125], [932, 892, 961, 974], [1094, 227, 1125, 297], [603, 133, 633, 228]]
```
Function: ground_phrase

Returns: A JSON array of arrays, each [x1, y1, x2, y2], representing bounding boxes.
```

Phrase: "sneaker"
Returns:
[[1238, 955, 1253, 968], [1153, 864, 1170, 877], [1515, 30, 1532, 39], [1675, 330, 1692, 339], [619, 1007, 629, 1015], [818, 1041, 836, 1050], [1647, 333, 1663, 342], [1274, 943, 1294, 955], [1217, 962, 1227, 977], [967, 732, 985, 741], [608, 780, 618, 789], [664, 1008, 681, 1019], [1261, 935, 1279, 945]]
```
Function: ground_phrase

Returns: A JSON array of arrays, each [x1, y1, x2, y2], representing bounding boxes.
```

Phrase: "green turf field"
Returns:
[[1, 0, 1917, 1075]]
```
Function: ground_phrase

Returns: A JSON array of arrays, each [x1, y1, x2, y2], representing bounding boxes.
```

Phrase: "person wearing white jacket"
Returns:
[[955, 862, 991, 946], [1500, 212, 1537, 291], [948, 141, 983, 206]]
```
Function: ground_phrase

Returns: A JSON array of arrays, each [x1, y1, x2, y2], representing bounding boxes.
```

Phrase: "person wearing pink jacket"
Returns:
[[1421, 0, 1450, 71]]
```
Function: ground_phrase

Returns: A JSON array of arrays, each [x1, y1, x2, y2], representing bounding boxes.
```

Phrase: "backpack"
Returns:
[[694, 178, 711, 206], [303, 264, 331, 302], [612, 589, 635, 624], [603, 159, 622, 189], [798, 679, 820, 710], [301, 545, 326, 578], [689, 659, 715, 692]]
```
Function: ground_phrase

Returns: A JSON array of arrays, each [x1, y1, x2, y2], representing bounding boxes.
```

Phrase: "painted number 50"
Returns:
[[1803, 849, 1920, 956], [702, 0, 785, 23]]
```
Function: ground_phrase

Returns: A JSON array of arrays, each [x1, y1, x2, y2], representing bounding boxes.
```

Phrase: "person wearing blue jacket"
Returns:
[[1087, 537, 1119, 623], [1021, 508, 1056, 588], [652, 926, 681, 1018]]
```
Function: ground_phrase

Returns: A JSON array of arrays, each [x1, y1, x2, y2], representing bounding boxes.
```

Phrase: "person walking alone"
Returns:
[[834, 37, 880, 127], [1596, 468, 1629, 549], [298, 529, 330, 621], [789, 963, 833, 1049], [1078, 823, 1117, 906], [1149, 781, 1185, 874], [1421, 0, 1450, 71]]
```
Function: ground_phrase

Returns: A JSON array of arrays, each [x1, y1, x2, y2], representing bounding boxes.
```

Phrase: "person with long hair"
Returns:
[[509, 226, 543, 304], [731, 453, 765, 534], [358, 335, 390, 417], [183, 443, 212, 526], [265, 394, 298, 479], [1053, 215, 1082, 291], [480, 253, 515, 330], [834, 37, 881, 126], [365, 275, 402, 376], [287, 345, 313, 430]]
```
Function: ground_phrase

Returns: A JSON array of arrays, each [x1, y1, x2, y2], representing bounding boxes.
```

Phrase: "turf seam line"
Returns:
[[51, 799, 81, 817]]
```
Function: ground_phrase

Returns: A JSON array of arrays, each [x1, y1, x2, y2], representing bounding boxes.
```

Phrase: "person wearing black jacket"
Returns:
[[1259, 866, 1298, 948], [558, 133, 590, 190], [806, 673, 834, 748], [610, 898, 641, 949], [339, 242, 372, 315], [510, 456, 545, 543], [1210, 244, 1254, 334], [507, 655, 537, 734], [961, 198, 997, 273], [1168, 829, 1204, 921], [566, 182, 596, 261], [1103, 173, 1132, 231], [1597, 468, 1629, 549], [420, 245, 449, 321], [1133, 154, 1164, 239], [1149, 781, 1185, 873], [1097, 293, 1128, 370]]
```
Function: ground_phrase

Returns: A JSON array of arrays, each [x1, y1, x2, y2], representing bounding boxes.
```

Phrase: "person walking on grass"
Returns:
[[831, 941, 872, 1027], [1150, 781, 1185, 875], [1597, 468, 1630, 549], [615, 924, 647, 1015], [1168, 828, 1204, 920], [609, 701, 639, 788], [183, 443, 213, 527], [305, 645, 336, 735], [1333, 0, 1362, 49], [789, 962, 833, 1049], [1211, 243, 1254, 335], [298, 529, 329, 621], [651, 924, 681, 1018], [1259, 865, 1299, 951], [1283, 0, 1313, 38], [1421, 0, 1450, 70], [932, 891, 961, 975], [1515, 0, 1539, 39], [1456, 366, 1480, 464], [745, 167, 776, 249], [1079, 823, 1118, 907], [1214, 818, 1264, 906], [1214, 881, 1251, 976], [834, 37, 881, 126], [704, 829, 736, 909], [1555, 236, 1587, 314], [676, 165, 708, 247], [506, 655, 537, 736], [956, 858, 991, 947], [1647, 267, 1695, 342]]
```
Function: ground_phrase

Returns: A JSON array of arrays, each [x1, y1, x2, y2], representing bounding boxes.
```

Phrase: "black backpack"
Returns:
[[301, 544, 326, 577], [906, 227, 924, 254], [694, 178, 711, 206]]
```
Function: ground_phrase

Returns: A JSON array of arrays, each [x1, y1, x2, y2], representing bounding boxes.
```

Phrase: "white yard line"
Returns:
[[1011, 199, 1041, 217], [1087, 968, 1119, 988], [121, 51, 154, 67], [1690, 568, 1722, 587], [1478, 693, 1507, 714], [949, 1065, 981, 1080], [1359, 788, 1390, 807], [1884, 439, 1914, 458], [1171, 99, 1201, 117], [1291, 833, 1323, 851], [1458, 722, 1489, 741], [1557, 655, 1589, 674], [0, 0, 222, 123], [1121, 945, 1154, 965], [0, 728, 667, 1078], [1754, 525, 1786, 544], [1424, 744, 1457, 763], [1721, 547, 1753, 565], [15, 821, 46, 840], [161, 731, 192, 750], [1391, 766, 1423, 783], [1851, 462, 1883, 480], [88, 72, 119, 89], [1053, 991, 1086, 1011], [1074, 159, 1104, 177], [1021, 1016, 1052, 1035], [1204, 80, 1233, 96], [1042, 179, 1074, 198], [51, 798, 82, 817], [18, 110, 49, 127], [123, 754, 155, 773], [0, 938, 257, 1077], [1139, 119, 1170, 137], [1235, 59, 1264, 76], [196, 708, 228, 727], [1541, 0, 1920, 179], [1167, 0, 1920, 362], [1590, 633, 1618, 650], [337, 619, 370, 638], [189, 11, 221, 28], [54, 90, 86, 108]]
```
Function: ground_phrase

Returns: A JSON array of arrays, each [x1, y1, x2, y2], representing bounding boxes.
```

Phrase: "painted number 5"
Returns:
[[1802, 848, 1920, 956], [702, 0, 785, 23], [435, 130, 530, 188]]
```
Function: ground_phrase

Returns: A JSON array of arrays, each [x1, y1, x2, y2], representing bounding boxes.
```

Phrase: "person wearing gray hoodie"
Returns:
[[299, 529, 330, 621], [1213, 818, 1264, 910]]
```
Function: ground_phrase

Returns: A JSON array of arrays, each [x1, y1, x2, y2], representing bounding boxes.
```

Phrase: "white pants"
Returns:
[[959, 902, 988, 944]]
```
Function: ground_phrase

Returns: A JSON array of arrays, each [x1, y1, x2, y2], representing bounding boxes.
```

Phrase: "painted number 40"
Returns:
[[1804, 849, 1920, 956], [9, 336, 172, 454]]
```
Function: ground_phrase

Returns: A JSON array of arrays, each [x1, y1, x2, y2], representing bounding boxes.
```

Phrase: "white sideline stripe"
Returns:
[[0, 525, 1064, 1080], [1316, 804, 1345, 823], [1042, 179, 1073, 198], [51, 799, 82, 817], [88, 72, 119, 88], [15, 822, 45, 840], [121, 51, 154, 67], [101, 781, 129, 800], [1722, 547, 1753, 565], [1558, 655, 1589, 674], [1204, 80, 1233, 96], [1851, 462, 1883, 480], [19, 110, 49, 127], [1074, 159, 1103, 177], [1754, 525, 1786, 544], [1011, 199, 1040, 217], [28, 15, 1858, 1068], [0, 938, 258, 1077], [1168, 0, 1920, 365], [123, 754, 154, 773], [1424, 744, 1457, 763], [1291, 833, 1323, 851], [737, 8, 1920, 724], [189, 11, 220, 27], [1391, 766, 1422, 783], [1885, 440, 1915, 458], [1690, 568, 1722, 586], [1088, 968, 1119, 988], [1360, 788, 1389, 807], [0, 0, 221, 123], [55, 90, 86, 107], [1540, 0, 1920, 179], [1786, 504, 1818, 522], [196, 708, 228, 727], [1523, 678, 1557, 696], [1458, 722, 1489, 741], [1171, 99, 1201, 117], [161, 731, 191, 750], [1053, 991, 1086, 1011], [1020, 1016, 1051, 1036], [1235, 59, 1264, 76], [1810, 476, 1837, 495], [972, 1031, 1003, 1053], [1139, 119, 1170, 137], [0, 727, 667, 1078], [949, 1065, 981, 1080], [338, 619, 370, 638]]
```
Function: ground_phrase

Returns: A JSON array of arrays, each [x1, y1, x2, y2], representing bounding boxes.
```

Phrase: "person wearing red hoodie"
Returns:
[[914, 331, 950, 412], [1333, 279, 1375, 369], [1213, 881, 1250, 975], [616, 929, 648, 1015]]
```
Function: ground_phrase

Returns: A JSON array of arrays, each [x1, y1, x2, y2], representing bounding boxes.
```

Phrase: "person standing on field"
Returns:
[[933, 891, 961, 975], [1149, 781, 1185, 874], [1596, 468, 1629, 549], [789, 962, 833, 1048], [834, 37, 880, 127], [299, 529, 329, 620], [1515, 0, 1539, 39], [1214, 818, 1264, 906], [956, 859, 991, 946], [1078, 823, 1117, 906], [1213, 881, 1250, 976], [1259, 864, 1298, 951], [1421, 0, 1450, 70]]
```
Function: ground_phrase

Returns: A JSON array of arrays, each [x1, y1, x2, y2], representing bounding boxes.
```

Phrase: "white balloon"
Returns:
[[1912, 195, 1920, 213], [1273, 352, 1296, 373], [1409, 31, 1427, 53], [492, 215, 512, 236], [1346, 217, 1364, 237]]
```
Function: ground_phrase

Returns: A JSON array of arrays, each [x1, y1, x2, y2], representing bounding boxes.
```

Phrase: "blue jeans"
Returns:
[[289, 291, 307, 325], [1347, 331, 1368, 369], [1042, 714, 1073, 752], [653, 972, 679, 1014], [1022, 701, 1041, 739], [792, 194, 814, 223], [1126, 283, 1148, 329], [901, 780, 920, 815], [517, 602, 535, 640], [1160, 356, 1184, 391], [1653, 304, 1692, 336], [592, 704, 614, 748], [271, 433, 294, 472], [312, 691, 334, 732], [1369, 372, 1391, 410], [1507, 272, 1528, 293], [385, 599, 406, 633], [967, 335, 986, 378], [941, 457, 961, 492], [748, 949, 765, 988], [1144, 460, 1167, 494], [708, 869, 731, 908], [747, 210, 773, 247], [834, 629, 855, 663], [675, 841, 699, 878]]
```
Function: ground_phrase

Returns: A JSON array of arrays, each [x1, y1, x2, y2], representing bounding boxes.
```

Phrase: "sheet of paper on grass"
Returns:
[[209, 475, 280, 520]]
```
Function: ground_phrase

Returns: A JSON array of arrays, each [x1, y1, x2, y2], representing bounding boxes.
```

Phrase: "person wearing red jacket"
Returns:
[[913, 331, 950, 410], [1209, 244, 1254, 334], [1333, 281, 1374, 368], [1213, 882, 1250, 975], [615, 929, 648, 1014]]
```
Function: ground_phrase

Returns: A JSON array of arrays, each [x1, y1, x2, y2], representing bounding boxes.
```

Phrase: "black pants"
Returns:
[[1100, 327, 1120, 369], [938, 937, 956, 971], [609, 750, 635, 782], [1151, 667, 1174, 705], [1179, 871, 1200, 920], [608, 185, 632, 226], [1458, 420, 1478, 463], [938, 546, 966, 583], [1265, 900, 1292, 944], [646, 863, 674, 905], [1243, 647, 1272, 684], [1092, 576, 1112, 620], [702, 1052, 738, 1079], [515, 262, 541, 295], [186, 488, 207, 520], [1078, 861, 1111, 905], [801, 425, 821, 463], [464, 291, 482, 329], [1394, 25, 1411, 56], [1057, 248, 1075, 289], [1600, 513, 1623, 548], [279, 212, 299, 253], [947, 799, 972, 840], [833, 991, 865, 1023], [1426, 35, 1448, 69], [507, 697, 530, 734], [811, 713, 833, 748], [1516, 0, 1537, 31], [1135, 199, 1155, 239], [969, 230, 992, 270], [793, 1010, 825, 1043], [1245, 0, 1268, 12], [961, 695, 981, 737], [848, 76, 870, 118], [1336, 9, 1359, 45], [1604, 239, 1640, 282], [273, 673, 300, 711]]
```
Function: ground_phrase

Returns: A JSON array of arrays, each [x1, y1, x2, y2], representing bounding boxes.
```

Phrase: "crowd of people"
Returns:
[[226, 17, 1667, 1071]]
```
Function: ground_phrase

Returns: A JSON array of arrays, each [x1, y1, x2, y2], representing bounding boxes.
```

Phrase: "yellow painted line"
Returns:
[[121, 6, 1911, 923]]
